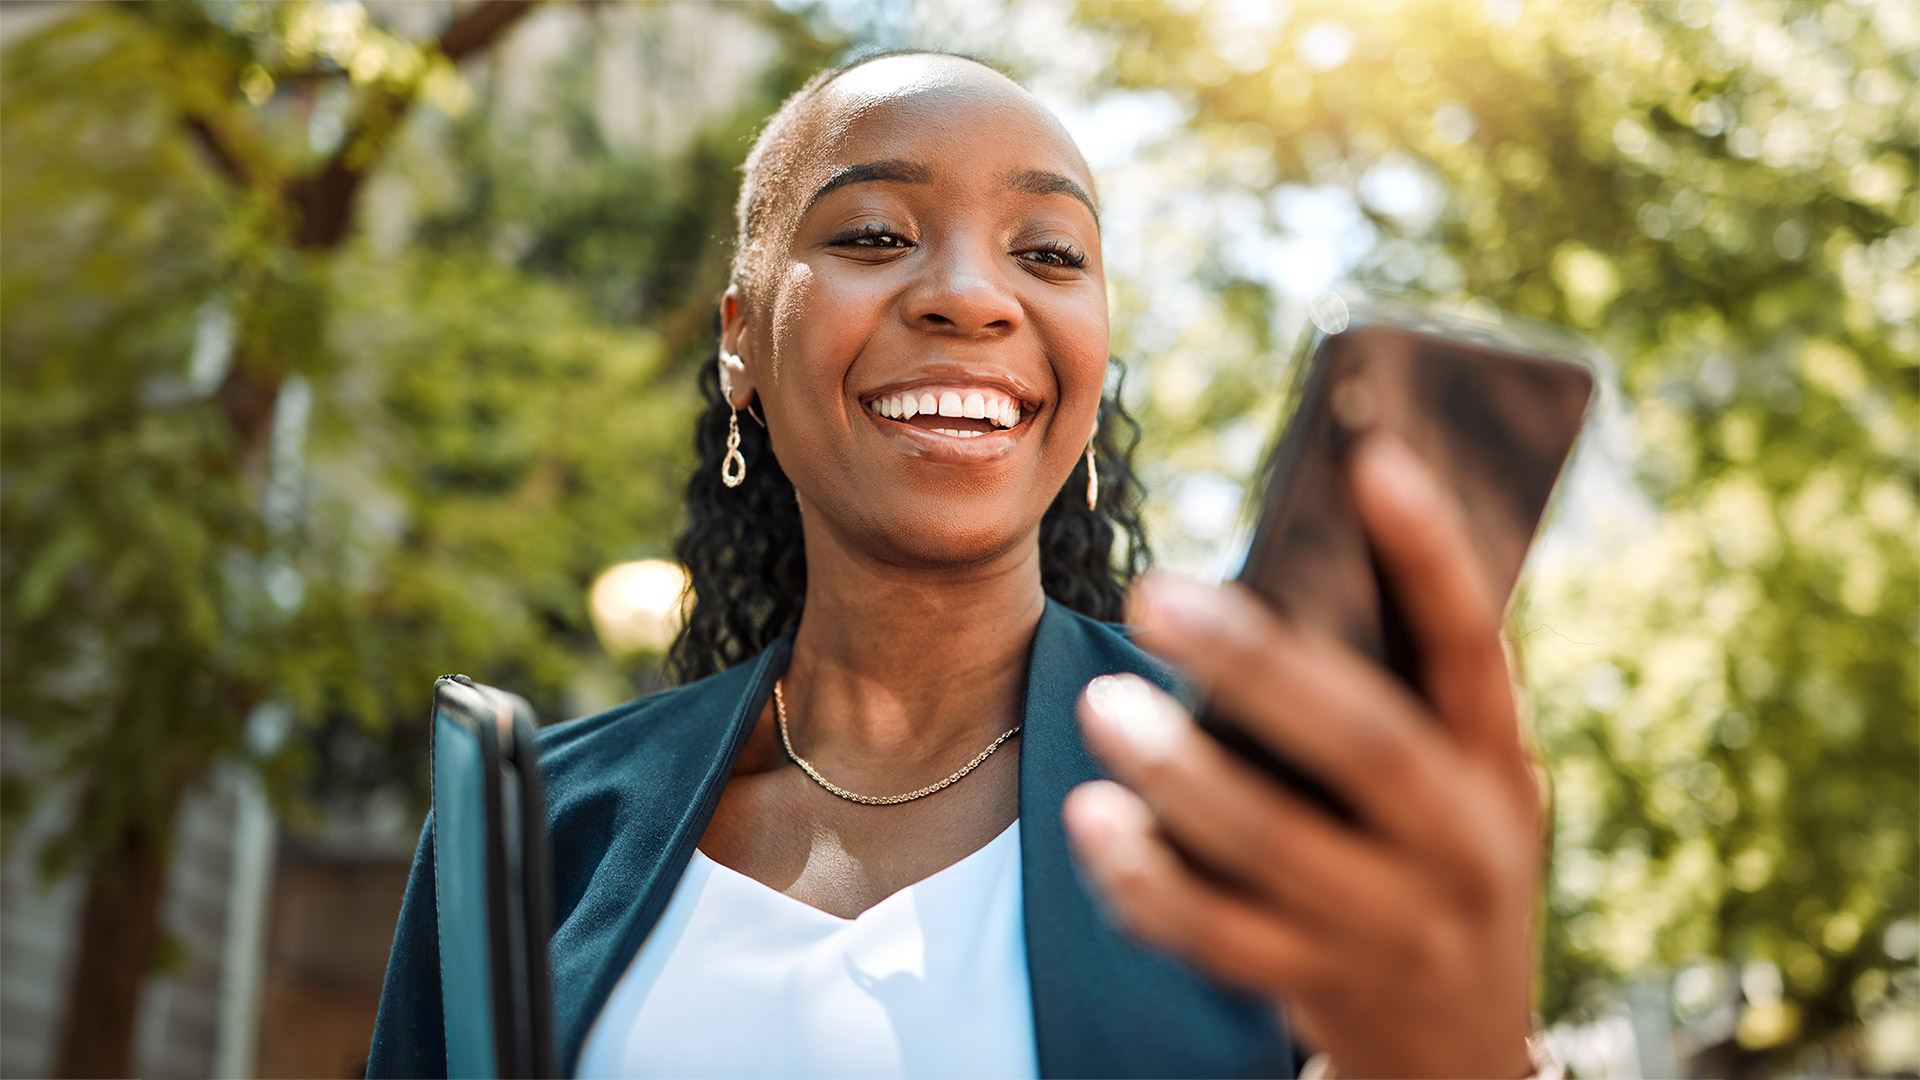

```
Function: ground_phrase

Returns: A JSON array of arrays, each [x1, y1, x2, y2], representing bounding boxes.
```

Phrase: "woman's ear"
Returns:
[[718, 287, 758, 411]]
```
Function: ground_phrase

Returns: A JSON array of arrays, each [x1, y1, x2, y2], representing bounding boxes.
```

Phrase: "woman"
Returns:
[[369, 50, 1547, 1079]]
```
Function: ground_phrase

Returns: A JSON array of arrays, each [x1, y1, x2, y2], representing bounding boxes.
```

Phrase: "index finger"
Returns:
[[1127, 575, 1466, 847], [1348, 435, 1522, 766]]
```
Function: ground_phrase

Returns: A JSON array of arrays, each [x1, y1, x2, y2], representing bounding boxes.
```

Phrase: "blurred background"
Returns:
[[0, 0, 1913, 1076]]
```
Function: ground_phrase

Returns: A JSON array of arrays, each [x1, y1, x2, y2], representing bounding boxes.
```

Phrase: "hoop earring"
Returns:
[[721, 407, 747, 488], [1084, 440, 1099, 512]]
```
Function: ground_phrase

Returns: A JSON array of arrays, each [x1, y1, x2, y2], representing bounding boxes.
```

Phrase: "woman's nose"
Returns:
[[901, 243, 1023, 338]]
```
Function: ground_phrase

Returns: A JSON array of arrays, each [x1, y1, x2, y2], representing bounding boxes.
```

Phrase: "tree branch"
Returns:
[[439, 0, 540, 61], [182, 115, 254, 190], [288, 0, 541, 250], [120, 1, 262, 194]]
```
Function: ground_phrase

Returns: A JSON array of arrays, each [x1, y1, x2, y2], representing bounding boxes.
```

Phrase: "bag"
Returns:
[[432, 674, 558, 1079]]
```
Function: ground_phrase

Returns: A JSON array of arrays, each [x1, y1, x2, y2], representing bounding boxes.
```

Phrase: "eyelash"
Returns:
[[829, 226, 1087, 271], [832, 223, 912, 249], [1022, 241, 1088, 269]]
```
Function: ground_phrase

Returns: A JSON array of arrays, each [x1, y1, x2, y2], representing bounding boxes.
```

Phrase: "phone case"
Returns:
[[1205, 293, 1597, 817], [432, 674, 557, 1079]]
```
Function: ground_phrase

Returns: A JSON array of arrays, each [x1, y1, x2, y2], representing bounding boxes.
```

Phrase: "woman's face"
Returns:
[[723, 56, 1109, 572]]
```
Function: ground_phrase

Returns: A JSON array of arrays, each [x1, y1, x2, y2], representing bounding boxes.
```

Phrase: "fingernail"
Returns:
[[1131, 573, 1220, 635], [1358, 437, 1433, 507], [1084, 673, 1187, 761], [1071, 781, 1150, 875]]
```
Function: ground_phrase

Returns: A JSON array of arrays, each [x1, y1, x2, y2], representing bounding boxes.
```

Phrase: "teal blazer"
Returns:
[[366, 600, 1294, 1078]]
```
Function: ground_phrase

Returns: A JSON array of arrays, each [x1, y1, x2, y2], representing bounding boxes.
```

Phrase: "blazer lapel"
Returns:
[[1019, 600, 1293, 1079], [551, 633, 791, 1076]]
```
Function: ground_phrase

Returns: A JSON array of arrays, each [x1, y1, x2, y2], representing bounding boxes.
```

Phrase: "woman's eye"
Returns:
[[831, 225, 913, 250], [1020, 243, 1088, 270]]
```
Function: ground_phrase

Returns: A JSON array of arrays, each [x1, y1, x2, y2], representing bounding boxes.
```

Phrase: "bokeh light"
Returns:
[[587, 559, 689, 656]]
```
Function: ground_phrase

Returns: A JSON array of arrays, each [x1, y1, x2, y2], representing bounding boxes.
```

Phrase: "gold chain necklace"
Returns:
[[774, 679, 1021, 806]]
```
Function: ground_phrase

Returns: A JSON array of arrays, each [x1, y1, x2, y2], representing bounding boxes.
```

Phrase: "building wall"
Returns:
[[252, 842, 411, 1079], [133, 772, 243, 1079], [0, 763, 260, 1080], [0, 763, 84, 1080]]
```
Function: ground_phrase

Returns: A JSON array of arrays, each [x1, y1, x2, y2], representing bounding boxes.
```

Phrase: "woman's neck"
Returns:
[[782, 520, 1045, 764]]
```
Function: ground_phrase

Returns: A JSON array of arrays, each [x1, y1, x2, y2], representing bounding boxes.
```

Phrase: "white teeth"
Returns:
[[932, 427, 984, 438], [868, 387, 1026, 429]]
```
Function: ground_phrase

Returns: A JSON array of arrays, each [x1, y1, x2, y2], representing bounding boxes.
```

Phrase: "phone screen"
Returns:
[[1239, 322, 1594, 674], [1203, 313, 1594, 813]]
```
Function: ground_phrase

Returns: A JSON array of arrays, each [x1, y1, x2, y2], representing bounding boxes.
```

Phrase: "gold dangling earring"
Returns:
[[717, 345, 750, 488], [1084, 431, 1099, 512], [721, 407, 747, 488]]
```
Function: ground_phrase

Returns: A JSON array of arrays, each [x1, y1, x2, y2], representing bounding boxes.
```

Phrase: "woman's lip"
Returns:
[[862, 407, 1026, 465]]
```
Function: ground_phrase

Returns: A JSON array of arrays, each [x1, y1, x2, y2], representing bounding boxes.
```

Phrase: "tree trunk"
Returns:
[[51, 776, 190, 1079]]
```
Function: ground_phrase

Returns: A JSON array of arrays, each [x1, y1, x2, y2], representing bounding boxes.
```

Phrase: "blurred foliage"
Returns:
[[4, 3, 273, 873], [0, 0, 834, 866], [1072, 0, 1918, 1069], [0, 4, 844, 1065]]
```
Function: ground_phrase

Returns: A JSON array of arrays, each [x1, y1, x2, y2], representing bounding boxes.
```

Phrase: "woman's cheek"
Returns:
[[758, 273, 881, 489], [764, 262, 817, 379], [1051, 297, 1112, 428], [772, 262, 897, 388]]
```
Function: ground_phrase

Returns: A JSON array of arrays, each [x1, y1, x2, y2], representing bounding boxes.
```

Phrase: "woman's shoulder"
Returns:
[[1040, 599, 1189, 700], [1053, 605, 1153, 653], [532, 658, 768, 798]]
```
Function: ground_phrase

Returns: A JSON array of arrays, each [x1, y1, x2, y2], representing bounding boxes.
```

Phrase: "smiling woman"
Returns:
[[368, 49, 1550, 1080], [714, 52, 1114, 576], [670, 51, 1150, 686]]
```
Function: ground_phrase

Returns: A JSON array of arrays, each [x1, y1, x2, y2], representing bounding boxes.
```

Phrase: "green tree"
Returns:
[[0, 2, 832, 1072]]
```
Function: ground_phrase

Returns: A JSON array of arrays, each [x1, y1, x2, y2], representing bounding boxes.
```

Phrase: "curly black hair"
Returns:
[[667, 49, 1153, 684], [668, 358, 1152, 684]]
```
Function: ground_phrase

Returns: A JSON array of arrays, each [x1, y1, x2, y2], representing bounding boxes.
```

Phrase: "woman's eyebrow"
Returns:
[[805, 160, 934, 211], [1002, 169, 1098, 222]]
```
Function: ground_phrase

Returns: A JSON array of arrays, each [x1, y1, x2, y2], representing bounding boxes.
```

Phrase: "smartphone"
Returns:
[[1199, 295, 1596, 820], [432, 674, 558, 1079]]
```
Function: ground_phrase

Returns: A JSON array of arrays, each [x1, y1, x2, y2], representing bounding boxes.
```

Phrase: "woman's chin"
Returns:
[[834, 498, 1046, 577]]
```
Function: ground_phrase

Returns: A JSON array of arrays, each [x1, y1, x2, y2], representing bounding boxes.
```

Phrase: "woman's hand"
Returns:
[[1062, 436, 1543, 1079]]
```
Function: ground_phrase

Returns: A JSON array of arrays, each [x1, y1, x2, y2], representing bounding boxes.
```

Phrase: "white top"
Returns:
[[575, 821, 1038, 1079]]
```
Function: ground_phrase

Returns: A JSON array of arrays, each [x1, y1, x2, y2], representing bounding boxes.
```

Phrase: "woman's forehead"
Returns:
[[790, 56, 1093, 195], [828, 53, 1010, 107]]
